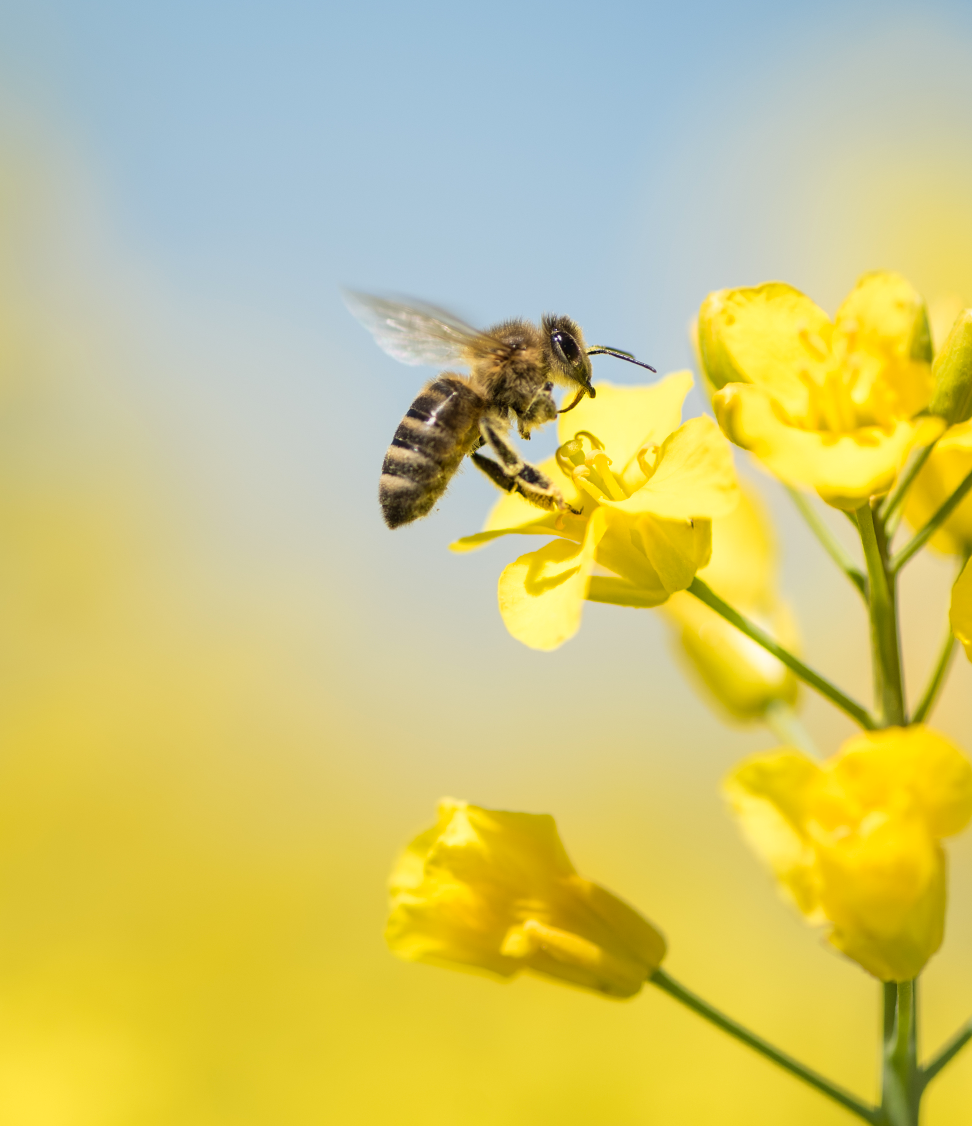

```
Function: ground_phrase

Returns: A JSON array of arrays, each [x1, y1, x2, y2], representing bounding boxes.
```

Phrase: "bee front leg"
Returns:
[[474, 417, 581, 514]]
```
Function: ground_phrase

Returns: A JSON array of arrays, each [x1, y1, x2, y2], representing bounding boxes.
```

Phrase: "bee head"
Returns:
[[541, 315, 595, 399]]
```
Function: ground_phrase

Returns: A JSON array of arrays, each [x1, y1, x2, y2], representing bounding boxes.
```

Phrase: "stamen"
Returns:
[[571, 465, 608, 504], [591, 452, 627, 500], [556, 438, 588, 475], [637, 443, 660, 477], [572, 430, 606, 451]]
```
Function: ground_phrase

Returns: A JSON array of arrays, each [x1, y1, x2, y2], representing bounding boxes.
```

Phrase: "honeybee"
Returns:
[[345, 292, 656, 528]]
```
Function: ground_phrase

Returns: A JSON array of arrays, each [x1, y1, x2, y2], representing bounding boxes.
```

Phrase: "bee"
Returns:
[[345, 292, 656, 528]]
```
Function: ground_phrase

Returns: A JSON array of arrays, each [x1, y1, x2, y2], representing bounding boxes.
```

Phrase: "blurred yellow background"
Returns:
[[2, 5, 972, 1125]]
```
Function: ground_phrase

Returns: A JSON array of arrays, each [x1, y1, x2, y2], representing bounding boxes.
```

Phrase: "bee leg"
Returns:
[[475, 419, 581, 514]]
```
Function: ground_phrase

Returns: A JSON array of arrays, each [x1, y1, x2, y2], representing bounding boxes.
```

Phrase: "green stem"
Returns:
[[922, 1014, 972, 1086], [649, 970, 880, 1123], [892, 465, 972, 573], [763, 700, 821, 758], [882, 981, 920, 1126], [911, 627, 956, 724], [687, 577, 876, 730], [857, 505, 906, 726], [880, 444, 936, 524], [786, 486, 868, 597]]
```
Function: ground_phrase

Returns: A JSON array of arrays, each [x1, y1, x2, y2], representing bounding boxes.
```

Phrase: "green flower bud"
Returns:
[[929, 309, 972, 425]]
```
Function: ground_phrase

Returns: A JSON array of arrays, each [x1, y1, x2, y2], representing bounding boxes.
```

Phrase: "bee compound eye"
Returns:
[[551, 331, 582, 367]]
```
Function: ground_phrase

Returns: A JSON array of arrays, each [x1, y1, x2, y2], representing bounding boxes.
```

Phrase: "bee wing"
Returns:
[[343, 291, 494, 368]]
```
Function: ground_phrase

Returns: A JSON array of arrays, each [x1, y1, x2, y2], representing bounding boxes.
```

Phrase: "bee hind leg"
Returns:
[[472, 419, 581, 514]]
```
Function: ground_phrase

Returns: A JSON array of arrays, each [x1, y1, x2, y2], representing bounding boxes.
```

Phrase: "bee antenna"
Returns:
[[587, 346, 657, 373]]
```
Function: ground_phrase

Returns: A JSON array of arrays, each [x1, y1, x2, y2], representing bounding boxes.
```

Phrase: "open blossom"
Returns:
[[661, 481, 798, 721], [725, 727, 972, 981], [698, 271, 944, 510], [386, 799, 667, 998], [451, 372, 739, 650]]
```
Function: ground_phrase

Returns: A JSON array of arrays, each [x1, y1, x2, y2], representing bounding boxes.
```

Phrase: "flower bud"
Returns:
[[661, 483, 798, 722], [929, 309, 972, 425], [386, 799, 666, 998], [664, 594, 798, 721]]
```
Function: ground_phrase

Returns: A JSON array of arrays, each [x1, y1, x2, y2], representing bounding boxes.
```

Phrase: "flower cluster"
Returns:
[[382, 269, 972, 1123]]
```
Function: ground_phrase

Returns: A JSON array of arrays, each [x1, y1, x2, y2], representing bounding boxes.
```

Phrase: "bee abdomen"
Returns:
[[380, 374, 484, 528]]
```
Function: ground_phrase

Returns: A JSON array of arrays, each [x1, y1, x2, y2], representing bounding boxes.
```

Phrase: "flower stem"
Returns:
[[891, 465, 972, 573], [687, 577, 876, 729], [649, 970, 880, 1123], [911, 625, 956, 725], [786, 486, 868, 597], [880, 443, 936, 524], [882, 981, 920, 1126], [922, 1013, 972, 1086], [857, 504, 906, 727], [763, 700, 820, 757]]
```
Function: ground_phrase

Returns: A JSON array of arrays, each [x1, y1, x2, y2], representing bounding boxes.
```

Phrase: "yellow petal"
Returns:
[[713, 382, 944, 508], [723, 751, 822, 918], [832, 727, 972, 839], [834, 270, 931, 363], [497, 509, 606, 650], [816, 818, 945, 982], [556, 372, 693, 467], [698, 283, 831, 418], [696, 479, 776, 608], [593, 507, 668, 592], [606, 416, 740, 519], [832, 271, 933, 418], [586, 576, 669, 608], [386, 799, 666, 997], [903, 419, 972, 554], [637, 514, 712, 594], [950, 556, 972, 662]]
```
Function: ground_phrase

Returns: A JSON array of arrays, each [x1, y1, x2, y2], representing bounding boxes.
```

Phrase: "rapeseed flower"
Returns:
[[698, 271, 944, 510], [452, 372, 739, 650], [386, 799, 667, 998], [661, 481, 798, 721], [725, 727, 972, 981], [904, 420, 972, 554]]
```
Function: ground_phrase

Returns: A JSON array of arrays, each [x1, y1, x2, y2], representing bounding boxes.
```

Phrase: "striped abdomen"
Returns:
[[380, 374, 485, 528]]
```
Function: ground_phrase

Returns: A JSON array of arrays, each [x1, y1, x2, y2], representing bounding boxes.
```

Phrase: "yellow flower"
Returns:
[[386, 799, 667, 998], [661, 481, 799, 721], [904, 420, 972, 554], [725, 727, 972, 981], [451, 372, 739, 650], [698, 271, 945, 510], [951, 557, 972, 661]]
